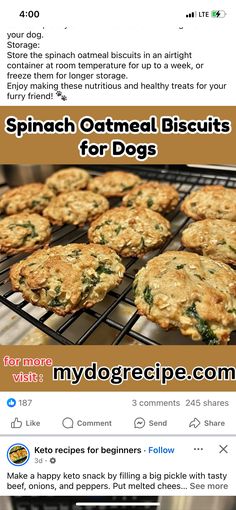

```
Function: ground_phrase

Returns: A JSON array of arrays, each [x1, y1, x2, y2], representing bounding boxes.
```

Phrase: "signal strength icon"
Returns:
[[186, 11, 197, 18]]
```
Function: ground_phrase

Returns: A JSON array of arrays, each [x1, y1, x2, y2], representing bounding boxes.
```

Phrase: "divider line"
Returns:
[[75, 504, 160, 507]]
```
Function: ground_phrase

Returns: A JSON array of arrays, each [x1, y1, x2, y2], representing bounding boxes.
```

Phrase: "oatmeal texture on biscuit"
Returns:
[[0, 213, 51, 255], [0, 183, 53, 215], [88, 206, 170, 257], [181, 185, 236, 221], [133, 250, 236, 344], [43, 190, 109, 226], [182, 219, 236, 266], [122, 181, 179, 213], [46, 167, 90, 194], [88, 171, 142, 197], [10, 243, 125, 316]]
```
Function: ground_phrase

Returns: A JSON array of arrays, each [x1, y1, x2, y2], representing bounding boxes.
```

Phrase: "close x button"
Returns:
[[219, 444, 228, 453]]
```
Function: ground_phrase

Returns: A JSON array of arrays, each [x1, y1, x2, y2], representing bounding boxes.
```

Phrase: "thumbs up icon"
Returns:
[[11, 418, 22, 429]]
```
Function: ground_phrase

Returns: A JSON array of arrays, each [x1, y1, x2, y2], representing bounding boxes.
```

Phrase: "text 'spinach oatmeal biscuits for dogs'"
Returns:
[[122, 182, 179, 214], [88, 207, 171, 257], [0, 183, 53, 216], [88, 171, 142, 197], [182, 219, 236, 266], [181, 185, 236, 221], [133, 251, 236, 344], [0, 213, 51, 255], [10, 243, 125, 316], [46, 167, 90, 194], [43, 191, 109, 226]]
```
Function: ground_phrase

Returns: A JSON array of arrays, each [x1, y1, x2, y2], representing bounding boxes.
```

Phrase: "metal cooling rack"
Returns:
[[0, 166, 236, 346]]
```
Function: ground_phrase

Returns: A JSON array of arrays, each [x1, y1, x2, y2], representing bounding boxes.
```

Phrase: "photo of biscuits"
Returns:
[[181, 185, 236, 221], [0, 164, 235, 346], [43, 191, 109, 226], [0, 183, 53, 216], [88, 171, 142, 197], [181, 219, 236, 266], [133, 251, 236, 344], [88, 206, 171, 257], [0, 213, 51, 255], [10, 243, 125, 316], [46, 167, 90, 194], [122, 181, 179, 213]]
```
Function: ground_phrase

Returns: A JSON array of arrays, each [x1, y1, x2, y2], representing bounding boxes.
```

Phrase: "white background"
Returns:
[[0, 392, 235, 495], [0, 0, 235, 105], [0, 392, 235, 436]]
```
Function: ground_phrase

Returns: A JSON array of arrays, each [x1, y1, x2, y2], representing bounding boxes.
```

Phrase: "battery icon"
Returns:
[[211, 10, 226, 18]]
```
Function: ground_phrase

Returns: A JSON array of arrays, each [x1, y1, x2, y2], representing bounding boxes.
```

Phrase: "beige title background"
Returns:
[[0, 106, 235, 164]]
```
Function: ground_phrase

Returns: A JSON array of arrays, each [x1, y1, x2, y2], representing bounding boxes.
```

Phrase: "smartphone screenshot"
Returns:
[[0, 1, 235, 509]]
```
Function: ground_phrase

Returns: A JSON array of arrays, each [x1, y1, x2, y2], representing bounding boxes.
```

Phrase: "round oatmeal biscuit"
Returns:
[[122, 181, 179, 213], [133, 251, 236, 344], [10, 243, 125, 316], [46, 167, 90, 194], [181, 185, 236, 221], [88, 206, 170, 257], [43, 190, 109, 226], [0, 213, 51, 255], [0, 183, 53, 216], [182, 219, 236, 266], [87, 171, 142, 197]]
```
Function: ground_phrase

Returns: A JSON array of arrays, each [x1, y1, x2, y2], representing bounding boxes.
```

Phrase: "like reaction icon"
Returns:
[[7, 398, 16, 408], [11, 418, 23, 429]]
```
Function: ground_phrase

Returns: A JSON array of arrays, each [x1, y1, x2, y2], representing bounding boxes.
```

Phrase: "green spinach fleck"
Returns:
[[122, 184, 133, 192], [95, 220, 112, 231], [143, 285, 153, 307], [99, 234, 107, 245], [229, 245, 236, 254], [96, 263, 114, 275], [140, 236, 146, 250], [30, 200, 40, 208], [185, 302, 219, 345], [49, 297, 68, 308], [114, 225, 122, 235], [194, 273, 204, 281], [176, 264, 185, 270], [133, 280, 138, 297], [14, 222, 37, 239], [82, 273, 100, 296], [147, 198, 154, 208], [12, 221, 38, 245]]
